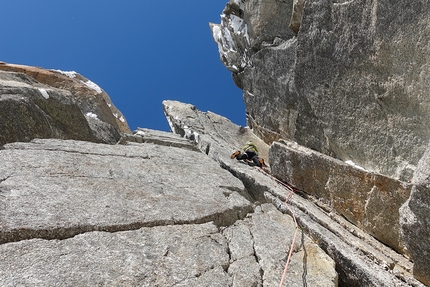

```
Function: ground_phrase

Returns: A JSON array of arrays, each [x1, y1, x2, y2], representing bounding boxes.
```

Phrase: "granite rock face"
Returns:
[[0, 62, 130, 145], [210, 1, 430, 285], [0, 138, 251, 244], [211, 0, 430, 182], [0, 133, 336, 286], [163, 100, 425, 287], [2, 99, 428, 285]]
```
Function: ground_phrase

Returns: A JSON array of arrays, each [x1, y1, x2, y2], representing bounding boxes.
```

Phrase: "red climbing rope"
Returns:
[[258, 168, 299, 287]]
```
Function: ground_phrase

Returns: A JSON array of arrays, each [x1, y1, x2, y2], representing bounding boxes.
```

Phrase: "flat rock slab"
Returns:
[[0, 222, 232, 286], [0, 138, 253, 243]]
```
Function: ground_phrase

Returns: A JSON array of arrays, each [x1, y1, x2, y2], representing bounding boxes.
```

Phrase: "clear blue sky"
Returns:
[[0, 0, 245, 132]]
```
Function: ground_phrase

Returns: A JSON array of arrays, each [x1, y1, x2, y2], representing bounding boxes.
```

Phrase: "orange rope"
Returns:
[[257, 168, 300, 287]]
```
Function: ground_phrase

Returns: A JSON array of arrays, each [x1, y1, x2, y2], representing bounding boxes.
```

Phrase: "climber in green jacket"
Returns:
[[231, 141, 266, 167]]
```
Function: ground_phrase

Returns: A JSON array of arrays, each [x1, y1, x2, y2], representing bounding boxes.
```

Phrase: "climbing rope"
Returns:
[[258, 167, 301, 287]]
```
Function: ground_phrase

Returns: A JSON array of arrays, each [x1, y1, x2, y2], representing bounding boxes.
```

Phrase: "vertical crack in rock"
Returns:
[[249, 224, 265, 284], [300, 227, 309, 287], [221, 218, 264, 287]]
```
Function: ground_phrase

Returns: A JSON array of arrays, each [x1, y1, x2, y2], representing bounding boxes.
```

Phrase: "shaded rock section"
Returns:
[[0, 62, 130, 145], [209, 0, 293, 74]]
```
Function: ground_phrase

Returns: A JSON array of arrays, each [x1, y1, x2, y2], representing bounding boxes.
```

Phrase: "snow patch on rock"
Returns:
[[38, 88, 50, 99], [85, 112, 99, 120], [82, 80, 102, 94], [345, 160, 366, 171], [210, 0, 251, 73], [52, 70, 77, 78]]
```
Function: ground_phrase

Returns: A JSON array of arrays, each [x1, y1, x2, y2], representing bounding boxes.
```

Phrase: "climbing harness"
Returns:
[[258, 167, 301, 287]]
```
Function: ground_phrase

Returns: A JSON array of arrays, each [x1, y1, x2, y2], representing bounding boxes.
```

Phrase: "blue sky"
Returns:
[[0, 1, 245, 132]]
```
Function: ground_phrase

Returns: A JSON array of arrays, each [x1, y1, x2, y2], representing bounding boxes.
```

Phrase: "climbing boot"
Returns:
[[231, 150, 240, 159], [259, 158, 267, 168]]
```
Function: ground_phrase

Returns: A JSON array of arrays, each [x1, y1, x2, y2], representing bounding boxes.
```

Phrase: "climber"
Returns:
[[231, 140, 266, 167]]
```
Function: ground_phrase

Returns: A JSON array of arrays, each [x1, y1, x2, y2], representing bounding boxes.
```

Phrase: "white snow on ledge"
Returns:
[[81, 80, 102, 94], [85, 112, 99, 120], [52, 70, 77, 79], [345, 160, 366, 171]]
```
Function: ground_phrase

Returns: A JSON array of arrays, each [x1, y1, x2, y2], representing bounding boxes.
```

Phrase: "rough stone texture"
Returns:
[[0, 222, 232, 286], [163, 100, 424, 287], [0, 62, 129, 145], [2, 98, 426, 286], [243, 0, 294, 50], [210, 1, 430, 284], [0, 138, 252, 244], [400, 142, 430, 286], [212, 0, 430, 182], [241, 38, 299, 143], [162, 100, 270, 165], [269, 140, 412, 255], [294, 0, 430, 181], [251, 204, 337, 287], [0, 133, 339, 286], [119, 127, 200, 152]]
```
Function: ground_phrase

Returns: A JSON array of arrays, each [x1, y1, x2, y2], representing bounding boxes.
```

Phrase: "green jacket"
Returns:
[[241, 141, 258, 154]]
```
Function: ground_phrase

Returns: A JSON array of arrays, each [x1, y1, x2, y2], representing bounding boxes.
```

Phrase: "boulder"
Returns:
[[0, 62, 130, 145]]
